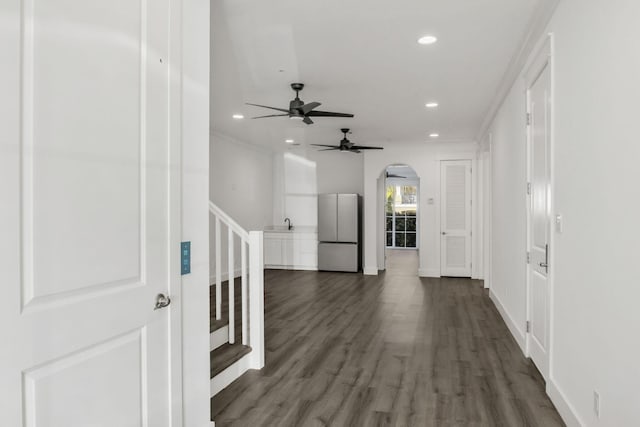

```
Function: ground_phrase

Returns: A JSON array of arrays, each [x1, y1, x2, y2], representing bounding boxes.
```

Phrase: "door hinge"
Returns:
[[526, 113, 531, 126], [526, 321, 531, 333], [527, 182, 531, 195], [526, 251, 530, 264]]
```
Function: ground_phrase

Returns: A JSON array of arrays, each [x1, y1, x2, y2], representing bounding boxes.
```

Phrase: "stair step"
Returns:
[[210, 343, 252, 378], [210, 318, 228, 333]]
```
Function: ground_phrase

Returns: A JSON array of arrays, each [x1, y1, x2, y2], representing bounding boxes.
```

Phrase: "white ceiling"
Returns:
[[211, 0, 543, 150]]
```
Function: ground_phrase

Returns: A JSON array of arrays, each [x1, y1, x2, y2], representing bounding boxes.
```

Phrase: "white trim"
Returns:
[[489, 291, 527, 354], [418, 268, 440, 278], [363, 266, 379, 275], [210, 353, 252, 397], [265, 265, 318, 271], [547, 32, 558, 396], [178, 0, 211, 423], [548, 380, 585, 427], [524, 32, 553, 381]]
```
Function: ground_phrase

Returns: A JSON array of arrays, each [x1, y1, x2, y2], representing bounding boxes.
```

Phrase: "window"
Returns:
[[385, 184, 417, 248]]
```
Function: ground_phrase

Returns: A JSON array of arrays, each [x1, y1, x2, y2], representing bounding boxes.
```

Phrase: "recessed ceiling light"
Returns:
[[232, 114, 244, 119], [429, 133, 440, 138], [418, 35, 438, 45], [285, 139, 295, 144], [425, 102, 439, 108]]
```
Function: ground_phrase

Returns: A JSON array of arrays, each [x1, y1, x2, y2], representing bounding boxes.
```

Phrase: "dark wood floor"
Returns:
[[212, 250, 564, 426]]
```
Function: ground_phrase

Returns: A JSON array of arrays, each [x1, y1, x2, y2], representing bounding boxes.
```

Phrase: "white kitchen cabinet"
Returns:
[[263, 229, 317, 270]]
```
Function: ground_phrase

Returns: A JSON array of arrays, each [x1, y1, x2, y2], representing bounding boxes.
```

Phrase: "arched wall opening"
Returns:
[[362, 141, 480, 278], [377, 165, 420, 273]]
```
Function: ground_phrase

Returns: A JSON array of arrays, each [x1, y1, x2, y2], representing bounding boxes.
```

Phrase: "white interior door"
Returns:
[[526, 59, 552, 380], [440, 160, 472, 277], [1, 1, 176, 425]]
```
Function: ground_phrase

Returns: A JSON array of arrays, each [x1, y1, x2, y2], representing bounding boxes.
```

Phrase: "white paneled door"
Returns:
[[440, 160, 472, 277], [1, 1, 177, 426], [526, 51, 552, 380]]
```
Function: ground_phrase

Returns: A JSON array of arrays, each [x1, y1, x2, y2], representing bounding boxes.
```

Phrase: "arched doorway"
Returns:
[[377, 164, 420, 275]]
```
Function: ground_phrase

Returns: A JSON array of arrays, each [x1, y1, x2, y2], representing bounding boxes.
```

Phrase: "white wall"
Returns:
[[362, 141, 479, 277], [272, 147, 364, 229], [488, 82, 528, 350], [485, 1, 640, 425], [209, 132, 273, 280], [308, 149, 364, 195]]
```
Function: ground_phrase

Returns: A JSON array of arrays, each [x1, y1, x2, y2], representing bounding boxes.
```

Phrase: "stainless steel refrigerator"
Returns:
[[317, 193, 361, 272]]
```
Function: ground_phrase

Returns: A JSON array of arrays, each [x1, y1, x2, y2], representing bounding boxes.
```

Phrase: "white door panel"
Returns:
[[441, 160, 472, 277], [527, 59, 551, 380], [1, 1, 175, 425]]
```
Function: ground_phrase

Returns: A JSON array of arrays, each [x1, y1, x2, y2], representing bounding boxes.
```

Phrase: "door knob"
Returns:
[[441, 232, 447, 235], [539, 262, 548, 268], [154, 293, 171, 310]]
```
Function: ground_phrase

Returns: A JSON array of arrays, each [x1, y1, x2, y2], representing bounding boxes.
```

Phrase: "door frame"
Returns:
[[170, 0, 211, 424], [524, 33, 555, 381]]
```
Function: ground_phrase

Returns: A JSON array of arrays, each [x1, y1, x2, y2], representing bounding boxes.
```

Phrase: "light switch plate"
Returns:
[[181, 241, 191, 275], [555, 214, 563, 233]]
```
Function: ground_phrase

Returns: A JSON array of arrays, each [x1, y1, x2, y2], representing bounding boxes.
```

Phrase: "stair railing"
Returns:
[[209, 201, 265, 369]]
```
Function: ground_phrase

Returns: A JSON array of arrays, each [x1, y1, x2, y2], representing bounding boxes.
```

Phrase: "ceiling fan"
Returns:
[[246, 83, 354, 125], [311, 129, 383, 153], [386, 171, 406, 179]]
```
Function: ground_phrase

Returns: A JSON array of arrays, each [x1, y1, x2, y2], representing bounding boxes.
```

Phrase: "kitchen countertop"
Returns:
[[263, 225, 317, 233]]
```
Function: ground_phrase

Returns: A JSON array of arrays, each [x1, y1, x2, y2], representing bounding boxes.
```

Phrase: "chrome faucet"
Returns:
[[284, 217, 293, 230]]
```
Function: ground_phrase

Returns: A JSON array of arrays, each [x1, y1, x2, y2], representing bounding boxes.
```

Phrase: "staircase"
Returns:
[[209, 202, 265, 397]]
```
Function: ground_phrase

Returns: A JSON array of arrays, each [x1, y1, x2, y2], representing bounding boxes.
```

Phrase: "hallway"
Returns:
[[212, 254, 564, 426]]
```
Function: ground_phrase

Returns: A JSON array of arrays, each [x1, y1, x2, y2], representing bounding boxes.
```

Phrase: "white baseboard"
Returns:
[[363, 266, 378, 275], [489, 290, 527, 355], [548, 378, 584, 427], [210, 325, 229, 351], [210, 352, 252, 397], [210, 269, 242, 285], [418, 268, 440, 278], [265, 265, 318, 271]]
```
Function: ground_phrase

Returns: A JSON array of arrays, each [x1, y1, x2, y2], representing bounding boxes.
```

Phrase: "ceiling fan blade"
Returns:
[[251, 114, 290, 119], [300, 101, 321, 114], [311, 144, 340, 148], [318, 148, 341, 151], [303, 116, 314, 125], [245, 103, 290, 113], [351, 145, 384, 150], [306, 110, 354, 118]]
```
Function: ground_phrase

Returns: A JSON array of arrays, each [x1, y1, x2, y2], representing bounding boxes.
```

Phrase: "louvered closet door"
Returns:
[[440, 160, 472, 277]]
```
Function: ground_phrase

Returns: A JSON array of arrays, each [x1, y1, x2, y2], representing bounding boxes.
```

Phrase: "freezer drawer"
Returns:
[[318, 242, 358, 272]]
